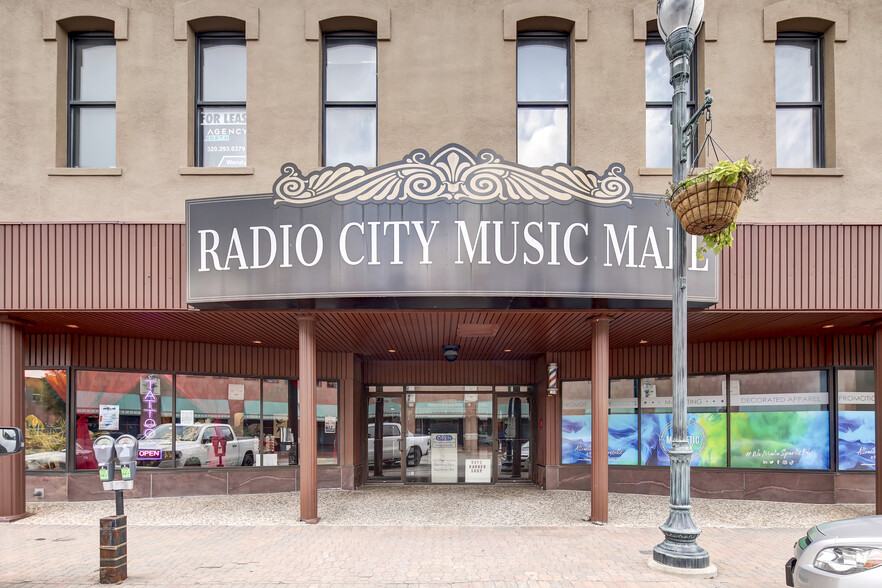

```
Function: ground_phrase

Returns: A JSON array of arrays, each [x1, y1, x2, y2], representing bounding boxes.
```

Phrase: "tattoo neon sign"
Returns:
[[143, 374, 159, 439]]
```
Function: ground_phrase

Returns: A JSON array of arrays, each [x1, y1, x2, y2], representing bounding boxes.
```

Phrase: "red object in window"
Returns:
[[76, 416, 97, 469], [211, 434, 227, 467]]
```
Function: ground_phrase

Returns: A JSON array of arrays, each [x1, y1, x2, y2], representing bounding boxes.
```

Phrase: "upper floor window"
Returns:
[[323, 33, 377, 167], [69, 33, 116, 167], [196, 33, 246, 167], [776, 34, 823, 168], [645, 32, 696, 168], [517, 33, 569, 167]]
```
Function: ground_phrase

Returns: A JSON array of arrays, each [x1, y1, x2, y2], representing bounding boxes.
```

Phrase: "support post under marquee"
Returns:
[[591, 316, 611, 523], [0, 322, 26, 522], [298, 315, 319, 524]]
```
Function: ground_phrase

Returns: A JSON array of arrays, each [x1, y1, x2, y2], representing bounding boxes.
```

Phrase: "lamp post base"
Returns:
[[652, 537, 711, 569], [648, 557, 718, 578]]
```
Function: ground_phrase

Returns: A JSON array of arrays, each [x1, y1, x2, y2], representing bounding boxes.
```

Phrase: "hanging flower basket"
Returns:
[[663, 158, 770, 260], [670, 176, 746, 236]]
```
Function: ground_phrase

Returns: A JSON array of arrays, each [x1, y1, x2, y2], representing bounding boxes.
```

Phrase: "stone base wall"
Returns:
[[553, 466, 875, 504], [26, 466, 355, 502]]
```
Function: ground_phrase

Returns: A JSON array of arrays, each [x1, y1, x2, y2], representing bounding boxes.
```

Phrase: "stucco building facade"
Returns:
[[1, 0, 880, 523]]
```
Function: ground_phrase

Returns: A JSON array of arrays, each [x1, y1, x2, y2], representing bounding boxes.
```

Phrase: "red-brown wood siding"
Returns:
[[2, 223, 880, 312], [715, 224, 882, 311], [26, 334, 872, 382], [25, 333, 309, 378], [553, 334, 874, 380], [2, 224, 186, 311]]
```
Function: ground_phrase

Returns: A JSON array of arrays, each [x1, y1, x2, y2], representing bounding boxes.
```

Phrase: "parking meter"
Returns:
[[211, 435, 226, 467], [114, 435, 138, 481], [93, 436, 116, 482]]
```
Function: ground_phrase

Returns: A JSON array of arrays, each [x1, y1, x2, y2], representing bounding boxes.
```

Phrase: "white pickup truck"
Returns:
[[139, 423, 259, 467], [367, 422, 430, 467]]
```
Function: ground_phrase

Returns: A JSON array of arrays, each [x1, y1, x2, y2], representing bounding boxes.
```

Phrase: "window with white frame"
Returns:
[[516, 33, 569, 167], [776, 33, 823, 168], [196, 33, 246, 167], [69, 33, 116, 167], [323, 32, 377, 167]]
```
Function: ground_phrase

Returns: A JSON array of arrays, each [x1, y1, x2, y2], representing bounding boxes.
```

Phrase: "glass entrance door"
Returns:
[[496, 395, 531, 481], [405, 389, 494, 484], [366, 395, 404, 482]]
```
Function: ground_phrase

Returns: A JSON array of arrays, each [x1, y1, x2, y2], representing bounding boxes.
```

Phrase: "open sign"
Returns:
[[137, 448, 163, 460]]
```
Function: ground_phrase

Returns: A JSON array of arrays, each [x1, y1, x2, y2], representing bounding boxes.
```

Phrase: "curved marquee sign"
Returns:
[[186, 144, 718, 310]]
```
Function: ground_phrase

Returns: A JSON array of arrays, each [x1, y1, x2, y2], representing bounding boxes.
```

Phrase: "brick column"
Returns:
[[875, 326, 881, 515], [0, 322, 26, 522], [591, 316, 611, 523], [99, 515, 127, 583], [298, 315, 319, 523]]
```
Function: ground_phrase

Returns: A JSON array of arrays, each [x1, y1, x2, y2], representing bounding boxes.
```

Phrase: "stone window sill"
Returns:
[[47, 168, 123, 176], [771, 168, 844, 177], [638, 168, 672, 176], [179, 167, 255, 176]]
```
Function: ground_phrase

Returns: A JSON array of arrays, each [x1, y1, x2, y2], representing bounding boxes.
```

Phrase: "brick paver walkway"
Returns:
[[0, 523, 795, 586]]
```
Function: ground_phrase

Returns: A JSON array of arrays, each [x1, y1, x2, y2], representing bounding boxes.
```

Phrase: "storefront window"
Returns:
[[261, 379, 297, 466], [75, 371, 174, 470], [317, 380, 339, 465], [405, 387, 495, 483], [24, 370, 68, 471], [837, 369, 875, 471], [561, 379, 640, 465], [729, 370, 830, 469], [640, 375, 727, 467], [175, 375, 260, 468]]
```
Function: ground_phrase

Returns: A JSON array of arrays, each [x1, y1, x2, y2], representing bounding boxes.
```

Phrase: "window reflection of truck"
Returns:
[[367, 423, 430, 466], [139, 423, 258, 467]]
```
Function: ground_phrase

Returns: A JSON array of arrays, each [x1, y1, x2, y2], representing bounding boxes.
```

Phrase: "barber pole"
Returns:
[[547, 363, 558, 395]]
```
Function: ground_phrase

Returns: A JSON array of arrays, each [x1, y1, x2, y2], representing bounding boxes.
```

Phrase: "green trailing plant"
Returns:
[[666, 158, 770, 260]]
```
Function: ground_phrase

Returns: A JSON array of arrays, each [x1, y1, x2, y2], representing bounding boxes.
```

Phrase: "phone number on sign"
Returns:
[[206, 146, 246, 152]]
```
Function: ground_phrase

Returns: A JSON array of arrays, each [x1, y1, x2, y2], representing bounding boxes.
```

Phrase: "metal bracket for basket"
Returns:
[[680, 88, 714, 164]]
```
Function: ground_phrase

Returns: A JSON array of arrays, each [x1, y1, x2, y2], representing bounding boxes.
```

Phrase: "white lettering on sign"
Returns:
[[455, 220, 490, 265], [295, 225, 323, 267], [642, 395, 727, 408], [730, 392, 829, 407], [603, 225, 709, 272], [194, 219, 713, 275], [838, 392, 876, 405], [604, 224, 637, 268], [251, 226, 277, 270]]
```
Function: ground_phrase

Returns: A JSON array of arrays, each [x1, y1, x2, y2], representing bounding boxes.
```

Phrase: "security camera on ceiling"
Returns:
[[442, 344, 459, 362]]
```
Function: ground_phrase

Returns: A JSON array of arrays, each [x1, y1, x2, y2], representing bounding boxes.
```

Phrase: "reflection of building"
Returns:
[[0, 0, 881, 523]]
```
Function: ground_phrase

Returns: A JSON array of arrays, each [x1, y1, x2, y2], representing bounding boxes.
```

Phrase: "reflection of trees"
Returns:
[[26, 376, 68, 459], [36, 379, 66, 421]]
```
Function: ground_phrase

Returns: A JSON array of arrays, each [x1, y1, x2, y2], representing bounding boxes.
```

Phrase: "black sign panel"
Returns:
[[185, 145, 718, 310]]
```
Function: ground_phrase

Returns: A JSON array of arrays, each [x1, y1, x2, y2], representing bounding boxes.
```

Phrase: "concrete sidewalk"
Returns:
[[1, 522, 796, 587], [4, 486, 864, 586]]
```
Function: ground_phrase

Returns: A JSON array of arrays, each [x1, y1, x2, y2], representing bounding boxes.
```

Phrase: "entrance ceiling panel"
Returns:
[[11, 309, 881, 361]]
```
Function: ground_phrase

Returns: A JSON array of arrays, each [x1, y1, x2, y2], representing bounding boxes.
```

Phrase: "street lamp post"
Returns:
[[651, 0, 714, 574]]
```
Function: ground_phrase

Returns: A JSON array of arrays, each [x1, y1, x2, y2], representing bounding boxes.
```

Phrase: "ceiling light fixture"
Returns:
[[388, 349, 396, 353], [252, 340, 262, 344], [639, 339, 649, 344], [66, 324, 79, 329], [822, 324, 835, 329]]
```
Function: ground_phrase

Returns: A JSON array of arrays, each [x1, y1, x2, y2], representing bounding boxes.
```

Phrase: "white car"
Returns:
[[786, 515, 882, 587], [139, 423, 258, 467]]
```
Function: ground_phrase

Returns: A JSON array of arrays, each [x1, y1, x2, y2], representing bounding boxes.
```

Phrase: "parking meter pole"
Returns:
[[115, 490, 124, 517]]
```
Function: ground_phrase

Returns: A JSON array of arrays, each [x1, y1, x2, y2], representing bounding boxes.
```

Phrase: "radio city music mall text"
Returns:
[[197, 220, 711, 272]]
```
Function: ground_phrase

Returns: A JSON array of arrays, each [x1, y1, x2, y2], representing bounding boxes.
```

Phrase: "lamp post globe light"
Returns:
[[650, 0, 716, 575]]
